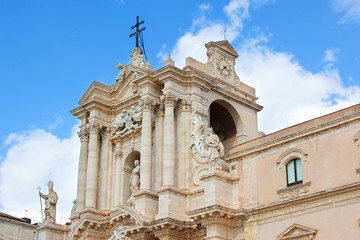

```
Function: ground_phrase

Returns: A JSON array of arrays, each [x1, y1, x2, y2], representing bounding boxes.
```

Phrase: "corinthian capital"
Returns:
[[161, 93, 178, 108], [142, 98, 154, 112], [89, 122, 101, 134], [177, 99, 193, 112], [153, 103, 164, 118], [78, 128, 89, 142]]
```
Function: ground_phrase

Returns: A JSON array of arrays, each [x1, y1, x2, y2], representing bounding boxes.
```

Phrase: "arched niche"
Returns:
[[122, 150, 141, 205], [209, 100, 243, 152]]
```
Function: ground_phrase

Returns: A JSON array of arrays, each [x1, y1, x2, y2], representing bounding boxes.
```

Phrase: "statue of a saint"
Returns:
[[206, 128, 225, 170], [115, 62, 125, 83], [39, 180, 58, 223], [127, 160, 140, 206]]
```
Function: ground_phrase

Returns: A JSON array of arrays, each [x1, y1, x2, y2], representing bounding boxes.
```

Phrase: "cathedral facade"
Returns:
[[65, 40, 360, 240], [3, 40, 359, 240]]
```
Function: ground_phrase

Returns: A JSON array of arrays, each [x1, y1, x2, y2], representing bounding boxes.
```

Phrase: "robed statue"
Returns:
[[127, 160, 140, 206], [39, 180, 58, 223]]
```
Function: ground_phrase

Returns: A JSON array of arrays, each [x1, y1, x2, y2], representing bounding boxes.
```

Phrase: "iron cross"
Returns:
[[129, 16, 145, 49]]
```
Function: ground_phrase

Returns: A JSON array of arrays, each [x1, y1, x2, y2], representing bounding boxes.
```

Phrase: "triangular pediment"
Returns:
[[278, 223, 317, 239], [205, 40, 239, 58]]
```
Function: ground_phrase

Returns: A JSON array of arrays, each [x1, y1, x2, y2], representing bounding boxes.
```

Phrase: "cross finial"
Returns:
[[129, 16, 146, 50]]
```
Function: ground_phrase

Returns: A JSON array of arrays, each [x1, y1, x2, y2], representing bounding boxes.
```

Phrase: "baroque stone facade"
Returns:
[[3, 40, 359, 239]]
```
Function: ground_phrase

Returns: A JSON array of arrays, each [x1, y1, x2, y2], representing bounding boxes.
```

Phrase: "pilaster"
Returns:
[[162, 93, 178, 187], [140, 98, 154, 191], [99, 127, 111, 210], [113, 142, 123, 208], [85, 122, 101, 209], [76, 126, 89, 212]]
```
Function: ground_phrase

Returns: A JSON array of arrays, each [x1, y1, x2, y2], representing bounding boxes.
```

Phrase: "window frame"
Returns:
[[286, 158, 303, 187]]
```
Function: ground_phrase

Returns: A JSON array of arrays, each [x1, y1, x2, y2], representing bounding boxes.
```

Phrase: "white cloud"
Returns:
[[322, 48, 338, 63], [162, 0, 255, 68], [236, 38, 360, 133], [158, 0, 360, 134], [0, 125, 80, 224], [333, 0, 360, 23]]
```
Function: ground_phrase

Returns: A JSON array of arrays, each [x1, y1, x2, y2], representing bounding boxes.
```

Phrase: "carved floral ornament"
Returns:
[[190, 116, 229, 185], [110, 104, 144, 139]]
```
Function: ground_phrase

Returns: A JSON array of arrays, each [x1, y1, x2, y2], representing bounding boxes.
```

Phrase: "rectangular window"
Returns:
[[287, 160, 295, 184]]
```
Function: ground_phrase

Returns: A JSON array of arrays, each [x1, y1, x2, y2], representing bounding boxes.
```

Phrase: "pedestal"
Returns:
[[37, 222, 70, 240], [200, 169, 240, 209], [156, 186, 187, 221], [134, 190, 158, 221]]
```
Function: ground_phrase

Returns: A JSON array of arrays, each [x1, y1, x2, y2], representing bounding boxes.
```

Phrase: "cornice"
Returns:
[[227, 108, 360, 160], [246, 182, 360, 223]]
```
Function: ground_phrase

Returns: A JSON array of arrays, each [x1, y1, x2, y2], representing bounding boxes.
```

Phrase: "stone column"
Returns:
[[154, 104, 164, 191], [140, 98, 153, 191], [76, 127, 89, 212], [162, 93, 177, 187], [99, 128, 110, 210], [113, 142, 122, 207], [85, 122, 101, 209], [176, 99, 192, 189]]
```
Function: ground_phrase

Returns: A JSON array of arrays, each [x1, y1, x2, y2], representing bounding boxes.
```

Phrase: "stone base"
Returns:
[[200, 169, 240, 209], [134, 190, 159, 221], [156, 186, 188, 221], [37, 222, 70, 240]]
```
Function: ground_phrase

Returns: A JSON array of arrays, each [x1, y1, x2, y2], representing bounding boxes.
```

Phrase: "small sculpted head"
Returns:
[[134, 160, 140, 167]]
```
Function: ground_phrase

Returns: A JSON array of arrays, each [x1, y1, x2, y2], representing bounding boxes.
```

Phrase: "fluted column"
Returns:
[[140, 99, 153, 191], [113, 142, 122, 207], [162, 93, 177, 187], [76, 127, 89, 212], [85, 122, 101, 209]]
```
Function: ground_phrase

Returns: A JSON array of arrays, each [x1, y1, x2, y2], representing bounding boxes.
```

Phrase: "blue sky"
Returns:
[[0, 0, 359, 222]]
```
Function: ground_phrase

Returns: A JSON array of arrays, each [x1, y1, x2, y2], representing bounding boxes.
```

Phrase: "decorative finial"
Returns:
[[164, 54, 175, 67]]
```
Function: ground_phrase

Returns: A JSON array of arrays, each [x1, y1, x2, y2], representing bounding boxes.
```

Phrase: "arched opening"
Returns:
[[209, 101, 238, 152], [122, 151, 141, 205]]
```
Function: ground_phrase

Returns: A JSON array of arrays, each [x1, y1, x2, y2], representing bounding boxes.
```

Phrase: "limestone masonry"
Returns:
[[1, 40, 360, 239]]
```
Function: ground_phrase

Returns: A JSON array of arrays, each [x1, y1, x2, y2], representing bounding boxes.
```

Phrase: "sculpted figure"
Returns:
[[39, 180, 58, 223], [206, 128, 225, 170], [127, 160, 140, 206], [115, 62, 125, 83], [131, 48, 145, 66]]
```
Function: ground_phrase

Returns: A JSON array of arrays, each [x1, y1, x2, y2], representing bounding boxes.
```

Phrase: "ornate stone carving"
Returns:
[[127, 160, 140, 207], [277, 182, 311, 200], [39, 180, 58, 223], [154, 104, 165, 118], [161, 93, 178, 108], [189, 116, 229, 185], [78, 128, 89, 142], [115, 62, 125, 83], [130, 47, 145, 67], [111, 104, 143, 139], [206, 47, 215, 74], [89, 122, 101, 134], [177, 99, 193, 112], [142, 98, 154, 112]]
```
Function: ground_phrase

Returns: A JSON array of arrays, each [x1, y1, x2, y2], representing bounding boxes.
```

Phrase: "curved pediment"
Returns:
[[67, 207, 146, 240]]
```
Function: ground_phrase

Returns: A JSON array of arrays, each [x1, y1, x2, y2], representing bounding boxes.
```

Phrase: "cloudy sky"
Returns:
[[0, 0, 359, 223]]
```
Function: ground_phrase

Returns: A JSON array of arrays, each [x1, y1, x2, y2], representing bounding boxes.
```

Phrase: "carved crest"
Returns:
[[111, 104, 143, 139]]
